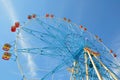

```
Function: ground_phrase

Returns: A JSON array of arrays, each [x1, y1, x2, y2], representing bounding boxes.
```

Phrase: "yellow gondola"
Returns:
[[2, 52, 11, 60], [2, 43, 11, 51]]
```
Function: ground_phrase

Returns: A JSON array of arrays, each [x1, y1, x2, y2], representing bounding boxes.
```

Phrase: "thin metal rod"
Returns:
[[84, 53, 89, 80], [87, 52, 103, 80], [94, 56, 118, 80], [70, 75, 72, 80]]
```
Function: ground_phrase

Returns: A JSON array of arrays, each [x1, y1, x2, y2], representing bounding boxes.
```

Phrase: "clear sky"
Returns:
[[0, 0, 120, 80]]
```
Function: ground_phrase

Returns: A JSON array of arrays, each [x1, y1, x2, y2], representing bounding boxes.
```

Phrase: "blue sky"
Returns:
[[0, 0, 120, 80]]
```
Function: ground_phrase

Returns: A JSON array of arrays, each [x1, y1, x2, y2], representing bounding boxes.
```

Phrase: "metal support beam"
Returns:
[[94, 56, 118, 80], [84, 53, 89, 80], [87, 52, 103, 80], [68, 61, 79, 80]]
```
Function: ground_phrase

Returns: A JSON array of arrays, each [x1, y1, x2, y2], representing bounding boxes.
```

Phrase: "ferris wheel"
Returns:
[[2, 14, 120, 80]]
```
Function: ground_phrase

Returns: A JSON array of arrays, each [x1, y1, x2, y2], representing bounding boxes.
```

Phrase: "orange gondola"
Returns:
[[2, 52, 11, 60], [110, 50, 113, 53]]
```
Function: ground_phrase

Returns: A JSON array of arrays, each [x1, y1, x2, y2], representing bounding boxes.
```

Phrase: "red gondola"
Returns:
[[28, 15, 32, 19], [32, 14, 36, 18], [113, 53, 117, 57], [80, 25, 83, 28], [46, 14, 49, 17], [15, 22, 20, 28], [11, 26, 16, 32], [84, 27, 87, 31], [63, 17, 67, 21], [50, 14, 54, 18]]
